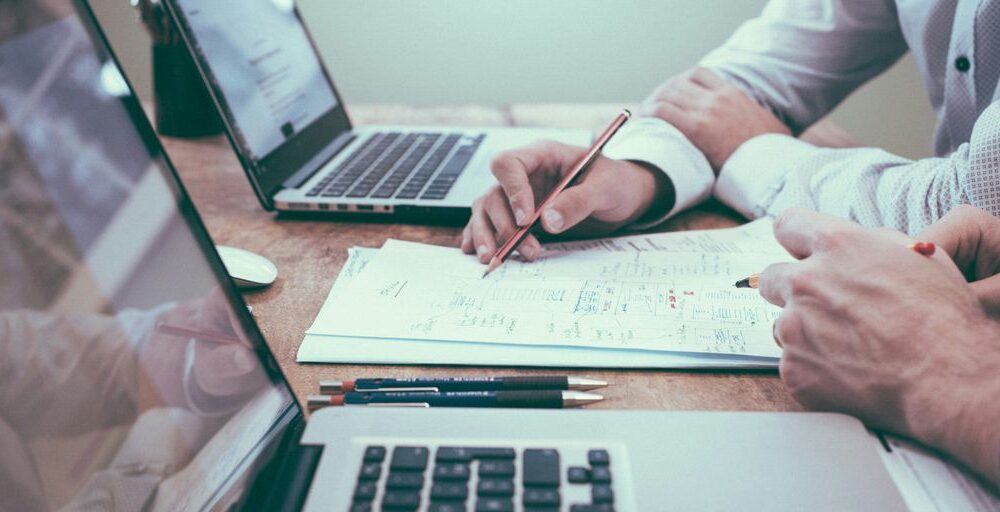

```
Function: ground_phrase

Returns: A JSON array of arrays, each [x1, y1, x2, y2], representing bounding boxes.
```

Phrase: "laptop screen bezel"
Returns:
[[72, 1, 308, 507], [161, 0, 354, 209]]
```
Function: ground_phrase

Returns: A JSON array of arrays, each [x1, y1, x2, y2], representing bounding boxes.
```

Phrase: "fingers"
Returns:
[[919, 205, 998, 276], [467, 200, 498, 263], [772, 309, 805, 350], [539, 185, 603, 234], [772, 208, 860, 259], [491, 141, 585, 226], [688, 67, 729, 89], [757, 261, 798, 308], [971, 275, 1000, 317], [466, 188, 543, 263]]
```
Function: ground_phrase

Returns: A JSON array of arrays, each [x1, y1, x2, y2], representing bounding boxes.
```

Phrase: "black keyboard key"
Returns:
[[477, 478, 514, 496], [592, 484, 614, 503], [430, 482, 468, 501], [523, 449, 560, 487], [390, 446, 429, 472], [382, 490, 421, 509], [420, 190, 448, 200], [569, 505, 614, 512], [433, 463, 470, 481], [429, 503, 465, 512], [354, 481, 377, 501], [588, 449, 610, 466], [386, 472, 424, 489], [476, 498, 514, 512], [523, 489, 560, 507], [436, 447, 516, 462], [358, 463, 381, 480], [567, 466, 590, 483], [591, 466, 612, 483], [363, 446, 386, 462], [479, 460, 515, 477], [350, 502, 372, 512]]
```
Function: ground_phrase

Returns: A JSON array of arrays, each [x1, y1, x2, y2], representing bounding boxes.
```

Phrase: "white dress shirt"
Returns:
[[604, 0, 1000, 234]]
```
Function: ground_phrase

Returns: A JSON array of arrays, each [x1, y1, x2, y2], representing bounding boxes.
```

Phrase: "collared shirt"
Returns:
[[604, 0, 1000, 235]]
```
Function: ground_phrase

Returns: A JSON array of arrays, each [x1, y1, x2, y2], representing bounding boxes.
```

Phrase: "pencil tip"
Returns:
[[734, 278, 749, 288], [482, 257, 501, 278]]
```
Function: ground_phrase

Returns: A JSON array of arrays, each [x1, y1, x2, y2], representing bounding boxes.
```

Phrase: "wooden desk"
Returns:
[[161, 104, 801, 413]]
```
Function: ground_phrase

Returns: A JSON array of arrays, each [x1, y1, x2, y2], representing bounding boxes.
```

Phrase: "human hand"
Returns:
[[919, 205, 1000, 317], [758, 208, 1000, 484], [641, 67, 790, 171], [139, 289, 263, 414], [461, 140, 668, 262]]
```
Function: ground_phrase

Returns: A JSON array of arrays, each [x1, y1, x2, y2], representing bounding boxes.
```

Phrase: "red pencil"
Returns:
[[482, 109, 631, 277]]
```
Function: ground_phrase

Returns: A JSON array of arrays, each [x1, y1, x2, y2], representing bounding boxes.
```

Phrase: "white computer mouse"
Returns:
[[215, 245, 278, 289]]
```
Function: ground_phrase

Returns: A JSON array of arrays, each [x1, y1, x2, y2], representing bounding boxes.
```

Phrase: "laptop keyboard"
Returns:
[[306, 132, 484, 201], [350, 445, 616, 511]]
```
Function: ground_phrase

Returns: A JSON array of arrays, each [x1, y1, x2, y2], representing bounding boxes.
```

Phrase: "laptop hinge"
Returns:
[[281, 132, 357, 191], [236, 416, 324, 512]]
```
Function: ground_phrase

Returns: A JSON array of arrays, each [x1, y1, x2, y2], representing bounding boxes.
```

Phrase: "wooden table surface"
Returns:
[[161, 104, 801, 414]]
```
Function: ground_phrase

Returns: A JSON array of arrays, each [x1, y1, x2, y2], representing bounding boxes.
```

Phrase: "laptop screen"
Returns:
[[0, 2, 297, 511], [167, 0, 352, 198]]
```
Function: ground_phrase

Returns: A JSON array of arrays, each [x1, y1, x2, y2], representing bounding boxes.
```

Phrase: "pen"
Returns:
[[319, 376, 608, 393], [482, 109, 632, 278], [306, 390, 603, 410], [733, 241, 938, 289]]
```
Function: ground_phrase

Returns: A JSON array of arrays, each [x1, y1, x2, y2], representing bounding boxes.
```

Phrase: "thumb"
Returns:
[[540, 184, 600, 234]]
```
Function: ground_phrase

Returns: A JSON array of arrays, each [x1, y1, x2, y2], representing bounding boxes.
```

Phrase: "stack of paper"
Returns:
[[297, 219, 794, 368]]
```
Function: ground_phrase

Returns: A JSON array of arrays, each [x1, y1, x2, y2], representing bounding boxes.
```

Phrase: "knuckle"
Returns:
[[812, 226, 852, 252], [787, 270, 817, 297]]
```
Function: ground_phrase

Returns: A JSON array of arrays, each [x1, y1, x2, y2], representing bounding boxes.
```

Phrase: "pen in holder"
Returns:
[[136, 0, 223, 138]]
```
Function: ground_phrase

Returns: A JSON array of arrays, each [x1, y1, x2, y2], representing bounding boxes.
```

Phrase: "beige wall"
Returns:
[[92, 0, 937, 158]]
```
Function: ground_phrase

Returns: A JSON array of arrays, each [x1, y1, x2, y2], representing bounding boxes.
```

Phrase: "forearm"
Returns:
[[699, 0, 905, 133], [0, 310, 141, 435], [905, 323, 1000, 488], [601, 117, 714, 229], [715, 134, 974, 235]]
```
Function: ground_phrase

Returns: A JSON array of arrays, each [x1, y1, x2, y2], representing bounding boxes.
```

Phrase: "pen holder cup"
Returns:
[[152, 42, 224, 138]]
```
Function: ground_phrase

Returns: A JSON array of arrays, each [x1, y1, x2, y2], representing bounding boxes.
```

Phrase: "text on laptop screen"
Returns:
[[172, 0, 338, 161], [0, 2, 295, 510]]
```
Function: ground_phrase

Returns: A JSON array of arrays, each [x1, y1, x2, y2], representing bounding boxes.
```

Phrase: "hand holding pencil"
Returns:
[[462, 110, 672, 265]]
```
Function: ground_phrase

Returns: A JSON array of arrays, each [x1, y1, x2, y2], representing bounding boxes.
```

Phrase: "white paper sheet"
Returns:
[[299, 221, 788, 367], [308, 220, 790, 358], [298, 245, 778, 368]]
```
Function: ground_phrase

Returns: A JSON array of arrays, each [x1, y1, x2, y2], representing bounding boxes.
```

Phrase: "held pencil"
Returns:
[[482, 110, 631, 278], [732, 241, 937, 289]]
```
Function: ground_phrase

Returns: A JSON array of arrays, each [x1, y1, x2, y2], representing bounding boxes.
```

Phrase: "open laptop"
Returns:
[[159, 0, 591, 221], [0, 2, 908, 510]]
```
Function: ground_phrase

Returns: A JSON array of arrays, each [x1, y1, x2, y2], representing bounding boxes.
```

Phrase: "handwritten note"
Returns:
[[308, 220, 791, 358]]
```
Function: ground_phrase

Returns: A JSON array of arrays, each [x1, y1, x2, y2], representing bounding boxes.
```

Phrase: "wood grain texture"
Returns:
[[161, 104, 801, 413]]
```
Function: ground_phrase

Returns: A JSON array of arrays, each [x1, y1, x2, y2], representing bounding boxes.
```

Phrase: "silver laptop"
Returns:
[[161, 0, 590, 221], [0, 3, 907, 510]]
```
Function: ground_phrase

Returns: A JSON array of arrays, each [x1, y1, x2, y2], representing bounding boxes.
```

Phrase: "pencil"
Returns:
[[732, 241, 937, 289], [482, 109, 632, 278], [155, 322, 244, 345]]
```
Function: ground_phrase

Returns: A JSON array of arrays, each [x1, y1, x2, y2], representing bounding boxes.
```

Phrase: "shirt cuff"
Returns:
[[601, 117, 714, 229], [715, 133, 818, 219]]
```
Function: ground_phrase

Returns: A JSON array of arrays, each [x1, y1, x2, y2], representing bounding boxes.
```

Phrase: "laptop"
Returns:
[[159, 0, 591, 221], [0, 2, 907, 510]]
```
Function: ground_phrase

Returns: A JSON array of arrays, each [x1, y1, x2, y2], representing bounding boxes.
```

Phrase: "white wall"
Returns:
[[93, 0, 937, 158]]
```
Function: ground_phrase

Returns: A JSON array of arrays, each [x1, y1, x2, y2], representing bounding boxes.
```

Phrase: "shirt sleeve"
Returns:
[[699, 0, 908, 134], [715, 101, 1000, 235], [601, 117, 715, 229]]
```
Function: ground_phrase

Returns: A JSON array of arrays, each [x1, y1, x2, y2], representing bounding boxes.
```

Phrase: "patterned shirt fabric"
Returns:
[[700, 0, 1000, 234]]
